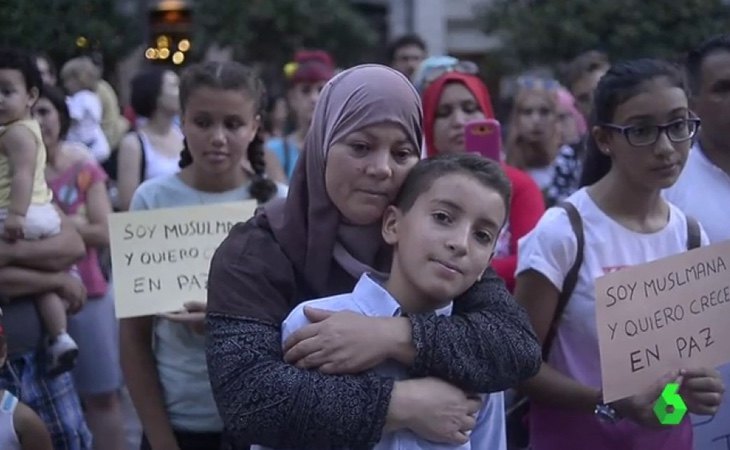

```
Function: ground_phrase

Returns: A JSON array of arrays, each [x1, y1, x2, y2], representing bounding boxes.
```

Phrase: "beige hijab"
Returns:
[[263, 64, 422, 295]]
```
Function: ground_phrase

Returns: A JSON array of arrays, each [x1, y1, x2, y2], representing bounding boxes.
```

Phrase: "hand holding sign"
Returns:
[[160, 301, 206, 335], [678, 367, 725, 416]]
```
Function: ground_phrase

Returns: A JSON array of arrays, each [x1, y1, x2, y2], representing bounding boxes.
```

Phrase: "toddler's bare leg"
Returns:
[[38, 291, 79, 376], [36, 291, 68, 337]]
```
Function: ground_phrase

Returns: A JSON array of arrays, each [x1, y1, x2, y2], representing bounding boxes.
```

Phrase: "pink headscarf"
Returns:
[[263, 64, 423, 295]]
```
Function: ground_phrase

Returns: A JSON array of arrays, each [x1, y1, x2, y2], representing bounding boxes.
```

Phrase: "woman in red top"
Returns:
[[421, 69, 545, 292]]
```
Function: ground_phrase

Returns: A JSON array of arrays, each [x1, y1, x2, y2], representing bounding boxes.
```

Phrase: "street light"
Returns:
[[146, 0, 192, 65]]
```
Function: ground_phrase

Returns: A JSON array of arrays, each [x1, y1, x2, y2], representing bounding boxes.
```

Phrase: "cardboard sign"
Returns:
[[595, 240, 730, 403], [108, 201, 257, 318]]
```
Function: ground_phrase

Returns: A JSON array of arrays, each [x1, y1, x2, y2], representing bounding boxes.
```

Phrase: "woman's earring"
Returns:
[[603, 147, 611, 156]]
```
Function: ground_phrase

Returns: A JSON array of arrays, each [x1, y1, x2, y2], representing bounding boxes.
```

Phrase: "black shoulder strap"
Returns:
[[136, 131, 147, 183], [686, 215, 701, 251], [542, 202, 585, 360]]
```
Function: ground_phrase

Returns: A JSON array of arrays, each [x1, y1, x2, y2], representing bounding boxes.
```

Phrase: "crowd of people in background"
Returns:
[[0, 26, 728, 450]]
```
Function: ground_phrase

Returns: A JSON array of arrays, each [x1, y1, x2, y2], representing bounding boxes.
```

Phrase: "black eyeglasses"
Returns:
[[601, 118, 701, 147]]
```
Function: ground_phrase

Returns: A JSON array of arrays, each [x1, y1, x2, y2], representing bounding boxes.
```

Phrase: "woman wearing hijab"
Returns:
[[421, 68, 545, 293], [206, 64, 541, 449]]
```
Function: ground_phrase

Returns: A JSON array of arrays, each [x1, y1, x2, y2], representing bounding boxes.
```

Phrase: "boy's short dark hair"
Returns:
[[0, 48, 43, 93], [387, 34, 427, 63], [394, 153, 512, 220]]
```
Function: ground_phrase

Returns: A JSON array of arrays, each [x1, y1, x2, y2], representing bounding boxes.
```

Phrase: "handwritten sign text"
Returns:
[[109, 201, 257, 318]]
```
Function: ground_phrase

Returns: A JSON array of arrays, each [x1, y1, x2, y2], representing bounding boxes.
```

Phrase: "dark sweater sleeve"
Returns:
[[205, 222, 392, 449], [206, 315, 392, 449], [408, 267, 542, 393]]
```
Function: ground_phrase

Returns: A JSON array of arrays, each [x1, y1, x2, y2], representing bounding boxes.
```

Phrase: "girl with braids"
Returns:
[[119, 61, 284, 450], [514, 59, 724, 449]]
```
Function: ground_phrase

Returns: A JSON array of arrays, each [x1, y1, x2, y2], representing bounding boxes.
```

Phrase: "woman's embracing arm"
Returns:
[[206, 313, 393, 449], [281, 267, 541, 394], [407, 267, 542, 393], [205, 224, 392, 448]]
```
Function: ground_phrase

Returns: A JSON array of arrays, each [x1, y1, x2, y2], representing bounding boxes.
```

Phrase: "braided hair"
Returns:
[[177, 61, 278, 204]]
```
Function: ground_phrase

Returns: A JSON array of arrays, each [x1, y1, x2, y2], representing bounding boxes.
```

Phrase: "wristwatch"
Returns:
[[594, 402, 620, 424]]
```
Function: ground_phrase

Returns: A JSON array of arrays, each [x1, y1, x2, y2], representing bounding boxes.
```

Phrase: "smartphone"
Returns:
[[465, 119, 502, 162]]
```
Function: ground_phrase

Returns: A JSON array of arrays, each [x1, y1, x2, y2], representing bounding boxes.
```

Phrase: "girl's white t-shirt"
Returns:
[[516, 187, 708, 388]]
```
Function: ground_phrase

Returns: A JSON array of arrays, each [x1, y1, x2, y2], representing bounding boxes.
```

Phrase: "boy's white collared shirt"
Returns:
[[327, 272, 454, 319], [269, 273, 507, 450]]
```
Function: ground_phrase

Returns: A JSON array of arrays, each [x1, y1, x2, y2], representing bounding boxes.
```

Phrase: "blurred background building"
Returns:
[[386, 0, 499, 59]]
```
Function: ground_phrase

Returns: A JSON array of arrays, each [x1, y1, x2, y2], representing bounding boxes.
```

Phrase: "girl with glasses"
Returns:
[[513, 59, 723, 450]]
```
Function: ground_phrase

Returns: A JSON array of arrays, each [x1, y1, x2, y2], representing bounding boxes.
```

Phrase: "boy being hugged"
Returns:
[[280, 153, 511, 450]]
